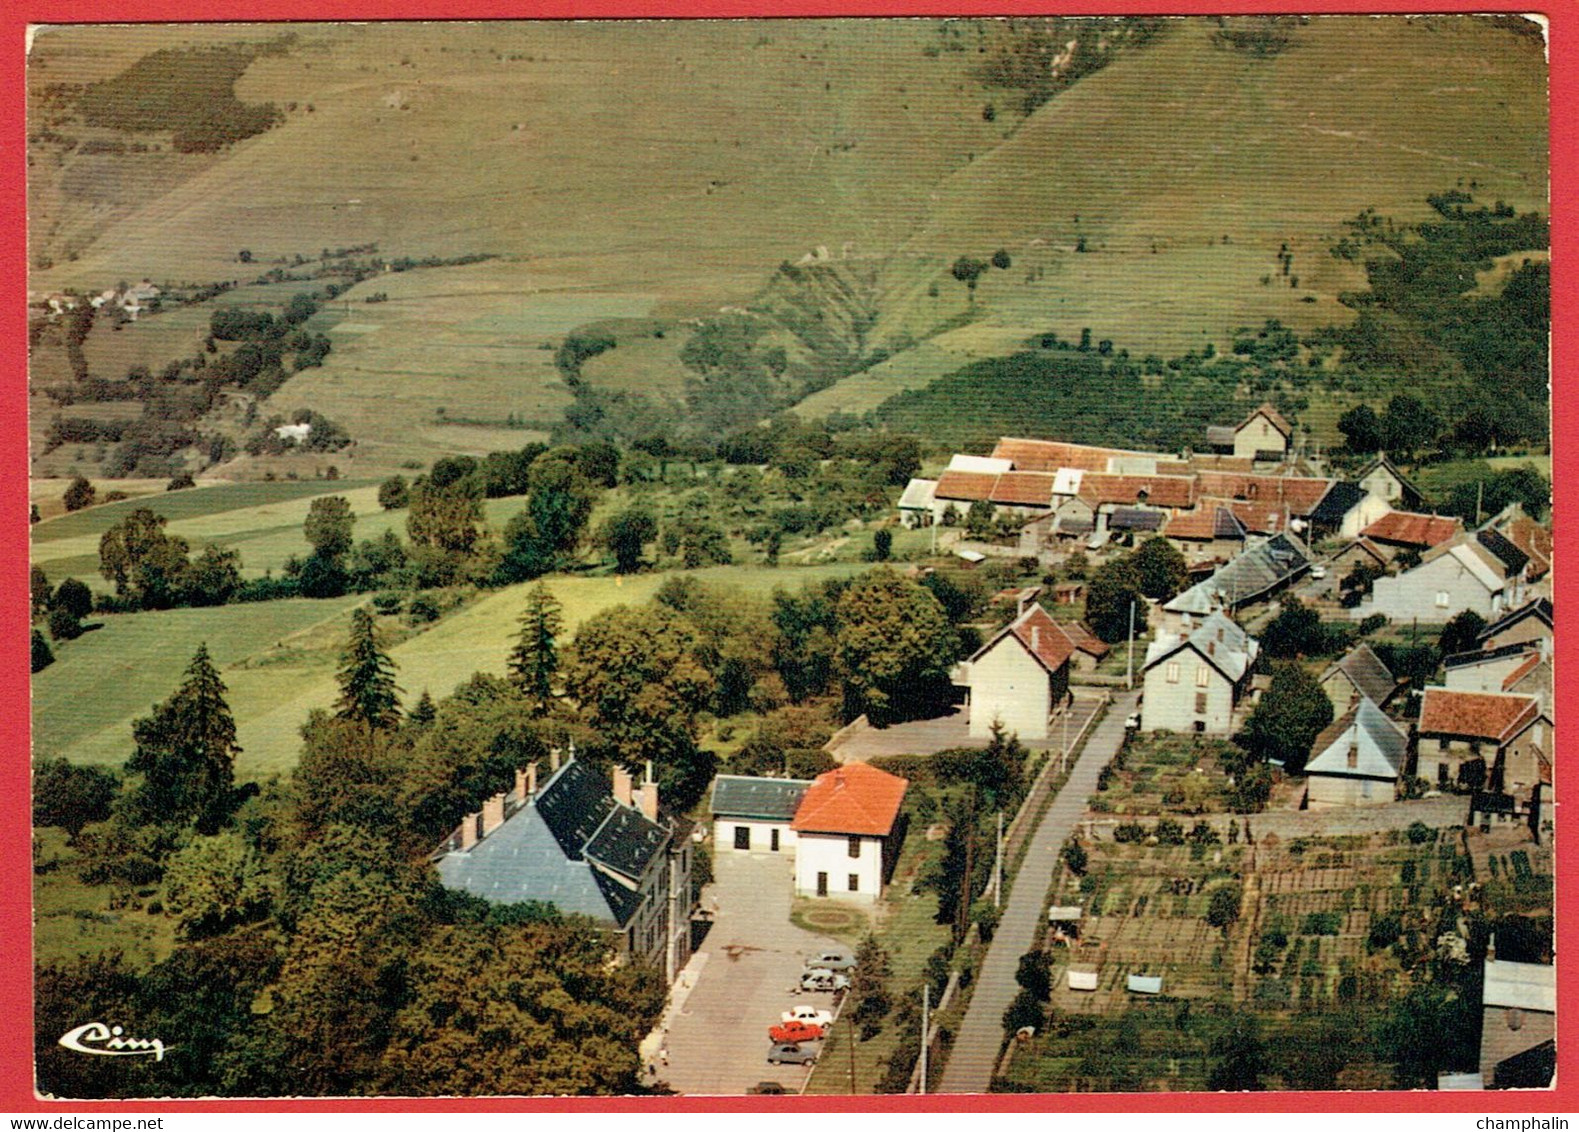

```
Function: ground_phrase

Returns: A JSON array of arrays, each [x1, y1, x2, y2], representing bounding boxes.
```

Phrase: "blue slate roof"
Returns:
[[436, 758, 668, 928], [1109, 507, 1164, 531], [711, 775, 812, 821], [1309, 482, 1366, 526]]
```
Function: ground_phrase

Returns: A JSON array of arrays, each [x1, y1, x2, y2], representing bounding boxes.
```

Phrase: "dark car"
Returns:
[[767, 1041, 820, 1066], [748, 1082, 787, 1095]]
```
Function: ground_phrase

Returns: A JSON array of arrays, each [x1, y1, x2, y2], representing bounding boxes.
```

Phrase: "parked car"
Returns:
[[748, 1082, 787, 1095], [803, 949, 856, 971], [800, 968, 850, 992], [767, 1042, 820, 1066], [781, 1006, 835, 1027], [1310, 565, 1328, 580], [769, 1020, 825, 1044]]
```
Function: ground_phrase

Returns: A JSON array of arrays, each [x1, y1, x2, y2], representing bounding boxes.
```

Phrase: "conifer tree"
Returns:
[[335, 607, 402, 729], [125, 643, 240, 833], [508, 583, 563, 714]]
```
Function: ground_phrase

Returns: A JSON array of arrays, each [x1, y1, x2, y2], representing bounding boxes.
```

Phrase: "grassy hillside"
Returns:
[[799, 15, 1548, 416]]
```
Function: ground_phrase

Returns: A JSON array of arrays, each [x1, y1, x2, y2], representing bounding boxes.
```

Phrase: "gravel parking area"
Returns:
[[653, 850, 846, 1096]]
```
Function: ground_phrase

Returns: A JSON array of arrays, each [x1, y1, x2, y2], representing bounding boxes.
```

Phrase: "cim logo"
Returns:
[[58, 1022, 168, 1062]]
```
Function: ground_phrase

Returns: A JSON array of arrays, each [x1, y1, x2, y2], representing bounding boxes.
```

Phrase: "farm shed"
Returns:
[[1126, 974, 1163, 995], [1067, 969, 1099, 991]]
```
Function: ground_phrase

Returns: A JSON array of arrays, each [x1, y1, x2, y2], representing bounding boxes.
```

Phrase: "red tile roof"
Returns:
[[1361, 511, 1462, 548], [1221, 498, 1288, 534], [791, 762, 909, 837], [1503, 516, 1552, 580], [1194, 472, 1331, 515], [989, 471, 1058, 508], [934, 470, 999, 502], [1058, 619, 1112, 659], [1418, 689, 1541, 743], [1238, 402, 1293, 439], [1009, 606, 1078, 672], [991, 437, 1144, 473], [1078, 473, 1196, 509], [1502, 653, 1545, 693]]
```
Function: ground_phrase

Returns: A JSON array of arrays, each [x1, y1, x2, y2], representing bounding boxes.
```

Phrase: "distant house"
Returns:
[[1358, 537, 1513, 624], [1318, 643, 1400, 714], [1358, 510, 1463, 557], [1207, 402, 1293, 461], [275, 422, 313, 444], [897, 478, 938, 528], [1443, 642, 1547, 695], [1304, 698, 1409, 808], [1476, 598, 1553, 652], [1306, 482, 1391, 541], [1479, 954, 1556, 1088], [1140, 611, 1259, 735], [1491, 507, 1552, 583], [790, 763, 909, 902], [955, 603, 1074, 740], [1355, 455, 1425, 511], [434, 754, 695, 984], [1415, 688, 1548, 793], [710, 774, 811, 855], [1162, 505, 1248, 562], [1162, 532, 1312, 625]]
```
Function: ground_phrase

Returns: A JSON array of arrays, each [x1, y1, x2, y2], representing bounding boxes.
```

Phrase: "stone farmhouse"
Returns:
[[1140, 611, 1259, 736], [1304, 697, 1410, 809]]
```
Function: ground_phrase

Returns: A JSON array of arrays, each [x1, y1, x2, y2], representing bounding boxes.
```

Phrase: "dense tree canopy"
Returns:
[[833, 568, 958, 725], [1236, 661, 1333, 775], [334, 608, 402, 730], [124, 643, 242, 834]]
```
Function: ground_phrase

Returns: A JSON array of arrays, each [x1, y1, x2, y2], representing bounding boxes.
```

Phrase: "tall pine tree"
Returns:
[[508, 583, 562, 715], [335, 607, 402, 729], [125, 643, 240, 834]]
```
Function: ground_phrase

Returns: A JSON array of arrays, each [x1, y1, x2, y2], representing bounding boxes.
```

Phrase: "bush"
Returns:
[[46, 607, 83, 642], [62, 476, 96, 512], [1301, 911, 1342, 936], [1153, 817, 1185, 845], [31, 630, 54, 673], [1002, 988, 1044, 1033], [1207, 884, 1242, 931], [1061, 842, 1088, 877], [1113, 821, 1148, 843], [1405, 821, 1434, 845], [1015, 950, 1052, 1000]]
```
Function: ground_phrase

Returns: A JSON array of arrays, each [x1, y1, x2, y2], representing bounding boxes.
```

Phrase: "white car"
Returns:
[[1309, 565, 1328, 580], [781, 1006, 835, 1028], [800, 968, 850, 992]]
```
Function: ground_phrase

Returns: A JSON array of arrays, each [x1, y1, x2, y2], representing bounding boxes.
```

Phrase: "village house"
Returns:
[[1140, 611, 1259, 735], [1415, 687, 1549, 795], [1329, 536, 1390, 578], [1354, 454, 1426, 511], [1492, 506, 1552, 585], [1357, 535, 1513, 624], [1205, 402, 1294, 462], [1303, 697, 1410, 809], [1318, 643, 1401, 714], [1162, 505, 1248, 563], [790, 762, 909, 902], [709, 774, 810, 855], [897, 477, 937, 528], [1357, 510, 1463, 559], [1479, 952, 1556, 1089], [433, 753, 695, 985], [1477, 597, 1552, 652], [1304, 481, 1392, 541], [1443, 641, 1549, 694], [954, 602, 1075, 740], [1161, 531, 1312, 627]]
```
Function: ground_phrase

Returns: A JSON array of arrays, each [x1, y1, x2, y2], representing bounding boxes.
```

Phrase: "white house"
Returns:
[[1304, 697, 1409, 809], [1359, 537, 1511, 624], [1480, 954, 1556, 1088], [1232, 402, 1293, 461], [1306, 481, 1392, 541], [275, 422, 313, 444], [710, 774, 810, 855], [790, 763, 908, 903], [1140, 611, 1259, 735], [955, 603, 1073, 740], [897, 478, 938, 528]]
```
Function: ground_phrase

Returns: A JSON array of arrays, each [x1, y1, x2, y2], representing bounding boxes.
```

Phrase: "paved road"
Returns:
[[937, 689, 1140, 1094], [654, 850, 844, 1096]]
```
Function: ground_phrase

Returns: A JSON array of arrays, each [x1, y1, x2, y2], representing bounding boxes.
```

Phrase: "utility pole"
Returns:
[[1476, 480, 1484, 526], [993, 809, 1004, 909], [1061, 699, 1071, 774], [1126, 599, 1137, 689], [848, 1012, 856, 1094], [920, 984, 930, 1095]]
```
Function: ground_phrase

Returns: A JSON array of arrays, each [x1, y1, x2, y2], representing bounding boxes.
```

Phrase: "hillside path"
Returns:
[[937, 689, 1139, 1095]]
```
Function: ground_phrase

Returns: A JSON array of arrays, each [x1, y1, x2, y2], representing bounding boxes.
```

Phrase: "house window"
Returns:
[[848, 836, 862, 858], [1506, 1008, 1524, 1032], [1166, 663, 1180, 684], [1195, 692, 1208, 714], [770, 828, 780, 852], [734, 826, 751, 850], [1435, 591, 1450, 608], [1195, 666, 1209, 688], [816, 872, 828, 897], [848, 874, 860, 893]]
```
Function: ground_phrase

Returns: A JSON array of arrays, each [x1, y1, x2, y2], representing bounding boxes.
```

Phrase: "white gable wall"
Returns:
[[967, 634, 1053, 740], [1234, 416, 1287, 459], [794, 831, 883, 902], [1364, 551, 1503, 624], [1141, 647, 1237, 735]]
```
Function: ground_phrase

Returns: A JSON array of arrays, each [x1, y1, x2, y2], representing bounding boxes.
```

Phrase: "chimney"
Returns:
[[644, 759, 655, 787], [1208, 640, 1216, 656], [526, 761, 538, 798], [637, 781, 659, 822], [1347, 742, 1359, 770], [482, 793, 506, 836], [513, 767, 528, 802], [612, 765, 634, 807], [834, 769, 846, 790], [550, 746, 562, 772], [460, 812, 480, 851], [1032, 625, 1041, 653]]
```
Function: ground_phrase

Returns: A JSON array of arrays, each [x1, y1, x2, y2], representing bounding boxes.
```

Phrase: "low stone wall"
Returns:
[[1081, 794, 1468, 842]]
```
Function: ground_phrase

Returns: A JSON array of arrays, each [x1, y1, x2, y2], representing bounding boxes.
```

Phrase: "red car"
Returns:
[[768, 1020, 825, 1044]]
